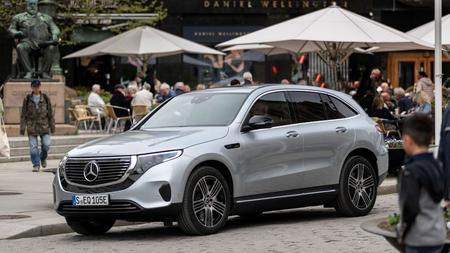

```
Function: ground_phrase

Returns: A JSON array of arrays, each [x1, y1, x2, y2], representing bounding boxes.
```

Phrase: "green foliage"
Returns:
[[387, 213, 400, 226], [0, 0, 167, 44], [58, 0, 167, 44], [0, 0, 26, 31]]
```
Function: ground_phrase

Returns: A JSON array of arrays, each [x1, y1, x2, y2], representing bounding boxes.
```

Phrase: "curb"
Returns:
[[6, 223, 72, 240], [4, 221, 142, 240]]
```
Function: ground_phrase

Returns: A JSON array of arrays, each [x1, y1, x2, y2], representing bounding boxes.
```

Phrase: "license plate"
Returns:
[[72, 195, 109, 206]]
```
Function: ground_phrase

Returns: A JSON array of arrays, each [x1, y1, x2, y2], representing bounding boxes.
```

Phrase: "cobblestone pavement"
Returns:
[[0, 194, 398, 253]]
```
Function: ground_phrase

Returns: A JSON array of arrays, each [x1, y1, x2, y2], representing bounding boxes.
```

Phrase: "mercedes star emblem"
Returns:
[[83, 161, 100, 182]]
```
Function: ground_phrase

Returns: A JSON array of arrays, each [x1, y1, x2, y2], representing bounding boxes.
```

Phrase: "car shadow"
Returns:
[[61, 207, 371, 242]]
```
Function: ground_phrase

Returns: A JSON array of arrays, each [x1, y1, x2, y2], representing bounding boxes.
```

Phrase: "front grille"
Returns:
[[64, 157, 132, 186], [59, 201, 141, 213]]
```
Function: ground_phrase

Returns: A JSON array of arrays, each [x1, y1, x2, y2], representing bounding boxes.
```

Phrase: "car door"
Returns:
[[286, 91, 356, 189], [238, 91, 304, 196]]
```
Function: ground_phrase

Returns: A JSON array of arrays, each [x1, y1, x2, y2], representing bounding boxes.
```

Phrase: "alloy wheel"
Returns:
[[192, 175, 227, 228], [347, 163, 375, 210]]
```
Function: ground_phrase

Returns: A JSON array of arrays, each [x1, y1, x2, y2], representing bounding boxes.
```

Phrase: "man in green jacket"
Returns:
[[20, 80, 55, 172]]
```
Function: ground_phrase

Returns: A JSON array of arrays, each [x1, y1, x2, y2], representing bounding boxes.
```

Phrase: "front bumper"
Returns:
[[53, 155, 192, 220]]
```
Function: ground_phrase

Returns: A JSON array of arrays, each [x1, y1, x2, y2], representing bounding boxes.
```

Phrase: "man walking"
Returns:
[[20, 80, 55, 172]]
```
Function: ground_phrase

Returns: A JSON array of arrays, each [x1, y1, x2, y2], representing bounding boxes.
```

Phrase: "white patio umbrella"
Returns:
[[222, 44, 290, 56], [64, 26, 224, 72], [217, 3, 433, 89], [407, 13, 450, 49]]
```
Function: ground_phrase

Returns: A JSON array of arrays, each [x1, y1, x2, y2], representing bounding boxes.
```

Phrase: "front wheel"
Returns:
[[335, 156, 377, 216], [66, 217, 115, 235], [178, 166, 231, 235]]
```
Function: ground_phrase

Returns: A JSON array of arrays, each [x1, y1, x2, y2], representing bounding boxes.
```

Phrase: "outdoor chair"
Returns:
[[69, 105, 96, 132], [88, 106, 105, 133], [132, 104, 149, 124], [105, 104, 131, 134]]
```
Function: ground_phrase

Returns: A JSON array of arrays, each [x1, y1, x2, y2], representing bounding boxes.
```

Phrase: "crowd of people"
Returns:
[[349, 69, 437, 122], [82, 67, 445, 134]]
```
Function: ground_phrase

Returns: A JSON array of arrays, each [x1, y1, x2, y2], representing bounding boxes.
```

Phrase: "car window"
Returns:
[[246, 92, 292, 127], [321, 94, 358, 119], [287, 91, 327, 123], [140, 93, 248, 128]]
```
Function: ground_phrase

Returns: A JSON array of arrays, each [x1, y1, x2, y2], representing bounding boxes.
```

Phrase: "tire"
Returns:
[[66, 217, 115, 235], [335, 156, 377, 216], [178, 166, 231, 235]]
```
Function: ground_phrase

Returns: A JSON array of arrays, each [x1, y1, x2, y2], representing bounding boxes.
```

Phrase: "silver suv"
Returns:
[[54, 85, 388, 235]]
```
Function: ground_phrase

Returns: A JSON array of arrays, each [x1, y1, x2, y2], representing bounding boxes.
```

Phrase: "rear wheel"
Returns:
[[335, 156, 377, 216], [66, 217, 115, 235], [178, 166, 231, 235]]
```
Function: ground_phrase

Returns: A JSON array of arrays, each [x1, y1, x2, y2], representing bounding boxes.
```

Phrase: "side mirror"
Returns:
[[242, 115, 274, 132]]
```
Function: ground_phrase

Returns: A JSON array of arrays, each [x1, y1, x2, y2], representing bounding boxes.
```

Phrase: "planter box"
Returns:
[[388, 148, 405, 174]]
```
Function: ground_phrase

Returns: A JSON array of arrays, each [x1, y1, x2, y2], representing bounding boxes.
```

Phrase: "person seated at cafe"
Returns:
[[110, 84, 132, 131], [156, 83, 176, 104], [132, 83, 153, 108], [381, 91, 396, 112], [174, 82, 186, 96], [196, 83, 206, 90], [414, 91, 432, 115], [87, 84, 105, 117], [394, 87, 414, 114], [369, 95, 396, 120]]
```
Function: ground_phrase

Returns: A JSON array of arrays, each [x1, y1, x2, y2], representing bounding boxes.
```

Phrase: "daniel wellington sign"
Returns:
[[164, 0, 372, 14], [203, 0, 349, 9]]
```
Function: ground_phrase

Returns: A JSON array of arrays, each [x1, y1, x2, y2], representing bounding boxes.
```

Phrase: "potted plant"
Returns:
[[362, 212, 450, 251]]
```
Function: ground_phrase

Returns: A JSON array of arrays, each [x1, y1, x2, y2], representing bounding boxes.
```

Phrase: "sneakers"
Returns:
[[32, 166, 40, 172], [41, 160, 47, 168]]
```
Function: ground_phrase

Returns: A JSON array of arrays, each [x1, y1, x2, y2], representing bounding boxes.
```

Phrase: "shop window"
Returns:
[[398, 62, 415, 89]]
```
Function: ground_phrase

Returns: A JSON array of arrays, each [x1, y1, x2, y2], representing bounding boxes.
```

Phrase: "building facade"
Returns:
[[0, 0, 448, 89]]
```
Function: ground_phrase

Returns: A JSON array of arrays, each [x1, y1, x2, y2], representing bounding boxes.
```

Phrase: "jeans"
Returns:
[[28, 134, 51, 167], [405, 245, 444, 253]]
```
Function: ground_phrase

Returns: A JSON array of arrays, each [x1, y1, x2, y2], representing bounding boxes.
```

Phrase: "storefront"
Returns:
[[1, 0, 449, 89]]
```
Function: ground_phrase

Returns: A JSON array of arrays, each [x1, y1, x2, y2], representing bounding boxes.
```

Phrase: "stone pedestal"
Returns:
[[4, 80, 65, 124]]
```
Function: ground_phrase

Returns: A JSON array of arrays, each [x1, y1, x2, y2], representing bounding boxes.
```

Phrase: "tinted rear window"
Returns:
[[321, 94, 357, 119], [287, 91, 327, 123]]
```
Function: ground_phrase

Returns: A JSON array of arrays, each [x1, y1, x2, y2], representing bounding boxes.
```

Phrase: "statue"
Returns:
[[8, 0, 60, 79]]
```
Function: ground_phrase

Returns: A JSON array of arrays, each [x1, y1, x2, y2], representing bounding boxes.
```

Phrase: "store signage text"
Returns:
[[203, 0, 349, 9], [68, 0, 117, 9]]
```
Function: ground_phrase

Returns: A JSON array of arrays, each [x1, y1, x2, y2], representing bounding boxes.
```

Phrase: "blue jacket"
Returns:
[[156, 90, 175, 104], [438, 106, 450, 199]]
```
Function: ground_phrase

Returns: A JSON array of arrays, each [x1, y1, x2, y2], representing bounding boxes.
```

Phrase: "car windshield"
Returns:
[[140, 93, 248, 128]]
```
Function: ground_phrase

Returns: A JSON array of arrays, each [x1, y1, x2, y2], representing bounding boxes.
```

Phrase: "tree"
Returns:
[[0, 0, 168, 44], [58, 0, 168, 44], [0, 0, 26, 32]]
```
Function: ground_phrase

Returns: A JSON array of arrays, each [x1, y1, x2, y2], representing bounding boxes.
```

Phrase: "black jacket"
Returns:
[[438, 106, 450, 199], [110, 91, 130, 117], [398, 153, 445, 241], [369, 107, 395, 120]]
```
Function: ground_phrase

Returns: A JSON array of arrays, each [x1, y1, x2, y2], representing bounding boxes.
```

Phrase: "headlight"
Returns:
[[134, 150, 182, 174], [58, 156, 68, 177]]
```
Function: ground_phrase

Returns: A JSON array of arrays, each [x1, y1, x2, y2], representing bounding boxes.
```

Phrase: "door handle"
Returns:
[[335, 127, 348, 134], [286, 131, 300, 138]]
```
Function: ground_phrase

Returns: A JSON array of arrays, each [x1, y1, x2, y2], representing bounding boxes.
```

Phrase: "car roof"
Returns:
[[191, 84, 363, 114], [193, 84, 343, 96]]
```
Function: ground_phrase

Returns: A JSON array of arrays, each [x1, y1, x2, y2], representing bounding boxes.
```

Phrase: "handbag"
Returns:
[[0, 117, 10, 159]]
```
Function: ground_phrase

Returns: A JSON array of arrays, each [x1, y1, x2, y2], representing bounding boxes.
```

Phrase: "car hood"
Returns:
[[67, 127, 229, 157]]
